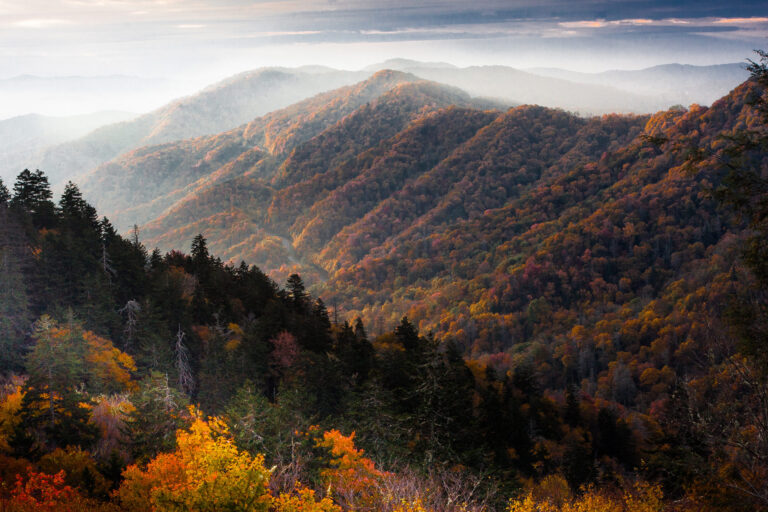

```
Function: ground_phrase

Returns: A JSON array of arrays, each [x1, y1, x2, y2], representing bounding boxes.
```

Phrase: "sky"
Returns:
[[1, 0, 768, 116]]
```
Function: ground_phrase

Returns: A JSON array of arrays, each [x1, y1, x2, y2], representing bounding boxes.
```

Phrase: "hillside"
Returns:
[[76, 74, 761, 373], [34, 67, 368, 185], [20, 62, 746, 188], [80, 71, 503, 230]]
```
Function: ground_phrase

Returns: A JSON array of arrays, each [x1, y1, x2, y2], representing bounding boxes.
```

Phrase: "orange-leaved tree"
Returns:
[[117, 408, 272, 512], [1, 468, 116, 512], [309, 427, 389, 510]]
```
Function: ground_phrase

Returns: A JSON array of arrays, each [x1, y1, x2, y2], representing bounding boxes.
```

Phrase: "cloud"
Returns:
[[714, 17, 768, 24], [559, 20, 607, 29], [13, 18, 71, 28]]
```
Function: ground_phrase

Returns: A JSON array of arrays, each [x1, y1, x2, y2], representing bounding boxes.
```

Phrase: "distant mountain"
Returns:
[[366, 62, 662, 114], [34, 67, 369, 185], [26, 61, 745, 188], [366, 60, 749, 114], [80, 69, 499, 217], [0, 111, 135, 183], [528, 62, 749, 106]]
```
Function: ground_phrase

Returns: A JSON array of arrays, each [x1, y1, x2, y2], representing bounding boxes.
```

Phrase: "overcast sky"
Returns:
[[1, 1, 768, 116]]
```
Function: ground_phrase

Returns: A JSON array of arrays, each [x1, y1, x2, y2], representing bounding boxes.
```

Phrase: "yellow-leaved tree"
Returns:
[[0, 380, 24, 453], [272, 485, 341, 512], [507, 475, 664, 512], [117, 408, 272, 512]]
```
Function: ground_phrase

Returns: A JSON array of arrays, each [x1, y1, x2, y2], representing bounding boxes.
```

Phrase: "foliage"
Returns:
[[0, 468, 117, 512], [507, 477, 664, 512], [0, 55, 767, 511], [117, 409, 273, 512], [0, 381, 24, 453], [311, 427, 388, 509], [272, 485, 341, 512], [37, 446, 111, 498]]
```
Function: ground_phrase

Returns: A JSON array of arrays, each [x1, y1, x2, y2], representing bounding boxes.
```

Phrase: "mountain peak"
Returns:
[[367, 68, 417, 82]]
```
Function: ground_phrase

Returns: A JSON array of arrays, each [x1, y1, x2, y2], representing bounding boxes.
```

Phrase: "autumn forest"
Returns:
[[0, 24, 768, 512]]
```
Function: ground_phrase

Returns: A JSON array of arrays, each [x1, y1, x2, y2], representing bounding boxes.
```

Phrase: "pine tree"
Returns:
[[17, 315, 97, 452], [10, 169, 56, 229], [287, 274, 308, 312], [0, 178, 9, 205], [395, 316, 420, 352], [191, 234, 210, 272], [0, 204, 31, 372]]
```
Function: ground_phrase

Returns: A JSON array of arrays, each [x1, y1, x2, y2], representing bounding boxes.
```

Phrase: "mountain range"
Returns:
[[6, 60, 747, 189], [66, 66, 757, 361], [30, 67, 369, 186]]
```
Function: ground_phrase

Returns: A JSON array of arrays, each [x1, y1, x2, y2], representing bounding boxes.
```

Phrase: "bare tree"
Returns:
[[119, 299, 141, 351], [174, 325, 194, 396]]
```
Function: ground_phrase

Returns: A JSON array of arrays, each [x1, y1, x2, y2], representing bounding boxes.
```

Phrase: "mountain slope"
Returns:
[[35, 67, 368, 185], [108, 77, 757, 367], [319, 81, 758, 355], [75, 71, 759, 368], [80, 71, 498, 229], [111, 84, 644, 288]]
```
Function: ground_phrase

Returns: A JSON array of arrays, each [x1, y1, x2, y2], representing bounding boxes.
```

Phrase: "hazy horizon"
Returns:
[[0, 57, 754, 120], [3, 0, 767, 118]]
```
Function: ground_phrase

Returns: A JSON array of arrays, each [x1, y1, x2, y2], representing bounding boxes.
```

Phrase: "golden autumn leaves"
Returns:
[[117, 412, 396, 512]]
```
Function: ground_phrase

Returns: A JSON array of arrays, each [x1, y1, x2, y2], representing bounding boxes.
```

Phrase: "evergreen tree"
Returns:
[[312, 298, 331, 329], [125, 372, 190, 463], [286, 273, 308, 312], [10, 169, 56, 229], [0, 178, 9, 205], [190, 234, 210, 273], [16, 316, 97, 453], [0, 205, 31, 372], [395, 316, 420, 352]]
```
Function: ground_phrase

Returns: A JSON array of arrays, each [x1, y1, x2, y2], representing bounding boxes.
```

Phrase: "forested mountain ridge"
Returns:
[[77, 73, 768, 491], [32, 67, 368, 186], [77, 73, 761, 356], [322, 81, 760, 351], [7, 61, 745, 190], [79, 71, 505, 254]]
